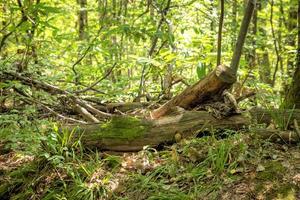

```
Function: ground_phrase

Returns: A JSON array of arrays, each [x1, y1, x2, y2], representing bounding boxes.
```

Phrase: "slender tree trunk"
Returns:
[[278, 1, 284, 80], [217, 0, 224, 66], [73, 0, 88, 85], [78, 0, 88, 40], [244, 1, 257, 79], [270, 0, 280, 87], [161, 19, 176, 99], [258, 52, 272, 85], [138, 0, 171, 98], [284, 0, 300, 108], [250, 3, 257, 68], [256, 2, 271, 84], [230, 0, 256, 74], [231, 0, 238, 48], [286, 0, 298, 76]]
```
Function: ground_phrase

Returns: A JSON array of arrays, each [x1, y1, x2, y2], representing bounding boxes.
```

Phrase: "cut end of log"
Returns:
[[150, 65, 237, 119], [215, 65, 236, 84]]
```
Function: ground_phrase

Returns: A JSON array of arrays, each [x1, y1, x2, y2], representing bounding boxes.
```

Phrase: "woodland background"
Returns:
[[1, 0, 300, 199]]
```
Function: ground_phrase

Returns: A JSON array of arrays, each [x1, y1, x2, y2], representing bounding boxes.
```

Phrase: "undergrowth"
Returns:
[[0, 120, 254, 200], [1, 111, 300, 199]]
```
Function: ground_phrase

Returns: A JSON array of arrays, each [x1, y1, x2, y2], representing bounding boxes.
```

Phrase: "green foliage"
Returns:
[[0, 112, 42, 153], [196, 62, 207, 80], [38, 124, 86, 169], [0, 0, 299, 199]]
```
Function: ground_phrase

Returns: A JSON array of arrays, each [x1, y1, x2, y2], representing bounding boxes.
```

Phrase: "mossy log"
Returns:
[[150, 65, 236, 119], [63, 111, 249, 151]]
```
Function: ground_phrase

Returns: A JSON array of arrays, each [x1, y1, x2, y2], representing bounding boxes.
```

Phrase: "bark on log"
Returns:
[[249, 107, 300, 125], [93, 102, 154, 113], [63, 111, 249, 151], [253, 128, 300, 143], [150, 65, 236, 119]]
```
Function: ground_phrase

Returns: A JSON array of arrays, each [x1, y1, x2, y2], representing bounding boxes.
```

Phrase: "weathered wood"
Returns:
[[1, 71, 112, 119], [74, 104, 99, 123], [93, 102, 154, 113], [249, 108, 300, 125], [63, 111, 249, 151], [253, 128, 300, 143], [150, 65, 236, 119]]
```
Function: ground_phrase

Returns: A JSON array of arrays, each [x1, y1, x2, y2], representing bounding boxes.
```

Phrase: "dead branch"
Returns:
[[73, 63, 117, 94], [1, 71, 112, 120], [73, 104, 100, 123]]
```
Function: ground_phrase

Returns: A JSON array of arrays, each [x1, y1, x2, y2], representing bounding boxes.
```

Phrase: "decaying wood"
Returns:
[[63, 111, 250, 151], [253, 128, 300, 143], [1, 71, 112, 120], [59, 107, 300, 151], [92, 102, 154, 113], [249, 107, 300, 125], [74, 104, 99, 123], [20, 96, 87, 124], [150, 65, 236, 119]]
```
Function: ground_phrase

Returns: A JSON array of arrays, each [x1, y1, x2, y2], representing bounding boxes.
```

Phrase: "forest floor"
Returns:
[[1, 127, 300, 200]]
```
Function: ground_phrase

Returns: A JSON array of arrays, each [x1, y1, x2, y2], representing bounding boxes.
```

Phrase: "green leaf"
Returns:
[[196, 62, 206, 80]]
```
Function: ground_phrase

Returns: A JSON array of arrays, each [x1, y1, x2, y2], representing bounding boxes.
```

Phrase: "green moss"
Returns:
[[264, 183, 297, 200], [276, 183, 296, 199], [90, 116, 150, 141], [257, 161, 286, 181]]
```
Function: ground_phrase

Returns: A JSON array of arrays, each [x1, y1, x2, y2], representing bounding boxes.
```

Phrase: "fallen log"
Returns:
[[150, 65, 236, 119], [92, 102, 154, 113], [249, 107, 300, 126], [60, 107, 300, 151], [253, 128, 300, 143], [63, 111, 250, 151]]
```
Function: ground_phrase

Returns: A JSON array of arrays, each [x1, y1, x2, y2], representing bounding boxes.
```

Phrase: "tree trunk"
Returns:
[[63, 108, 300, 151], [150, 65, 236, 119], [253, 129, 299, 143], [250, 107, 300, 126], [230, 0, 256, 74], [284, 0, 300, 108], [270, 0, 280, 87], [258, 51, 272, 85], [286, 0, 298, 76], [78, 0, 88, 40], [64, 111, 250, 151], [217, 0, 224, 66], [231, 0, 237, 48]]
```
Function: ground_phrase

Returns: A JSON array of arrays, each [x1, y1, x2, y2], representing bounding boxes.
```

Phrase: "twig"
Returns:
[[0, 0, 28, 51], [74, 98, 112, 118], [73, 63, 117, 94], [1, 71, 112, 119], [18, 95, 87, 124], [42, 104, 87, 124], [138, 0, 172, 96], [71, 2, 108, 85]]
